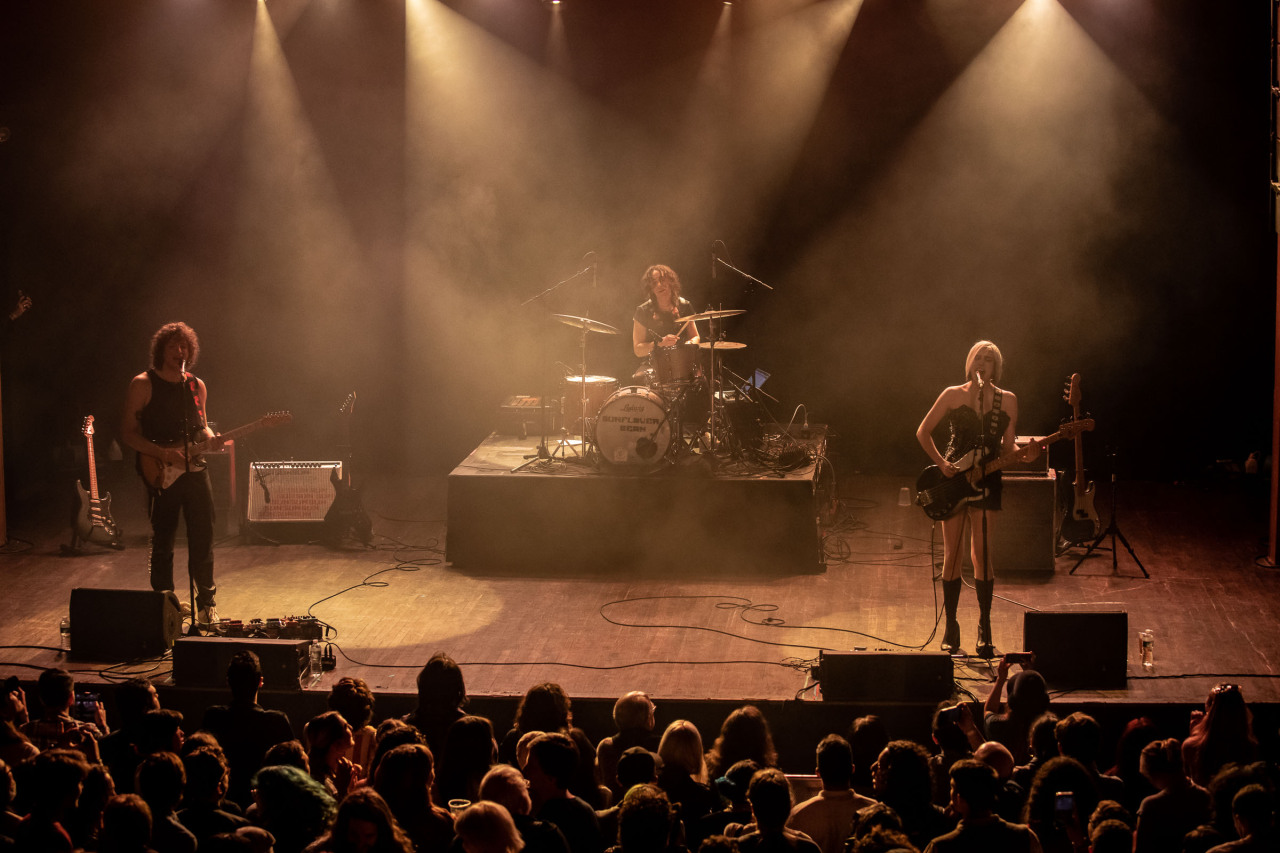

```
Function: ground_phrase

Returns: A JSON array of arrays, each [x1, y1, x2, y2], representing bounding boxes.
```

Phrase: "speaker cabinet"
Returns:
[[817, 651, 954, 702], [69, 588, 182, 661], [963, 472, 1057, 575], [172, 637, 309, 691], [1022, 610, 1128, 689]]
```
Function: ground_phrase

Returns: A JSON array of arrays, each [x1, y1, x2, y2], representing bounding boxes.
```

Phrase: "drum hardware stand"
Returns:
[[512, 258, 614, 472], [1068, 447, 1149, 578]]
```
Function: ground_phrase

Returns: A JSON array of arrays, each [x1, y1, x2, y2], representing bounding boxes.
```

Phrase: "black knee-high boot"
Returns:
[[942, 578, 961, 652], [976, 578, 995, 659]]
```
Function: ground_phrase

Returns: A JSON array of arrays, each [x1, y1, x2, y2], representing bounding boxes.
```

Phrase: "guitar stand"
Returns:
[[60, 533, 125, 555], [1069, 470, 1149, 578]]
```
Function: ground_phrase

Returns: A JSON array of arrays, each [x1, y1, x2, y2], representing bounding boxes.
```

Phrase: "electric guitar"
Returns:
[[1058, 373, 1099, 545], [323, 393, 372, 544], [138, 412, 291, 491], [915, 419, 1095, 521], [73, 416, 123, 549]]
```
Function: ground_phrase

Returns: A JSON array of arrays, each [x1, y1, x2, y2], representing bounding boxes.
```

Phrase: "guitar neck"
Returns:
[[188, 418, 269, 455], [973, 432, 1065, 479], [85, 434, 100, 502]]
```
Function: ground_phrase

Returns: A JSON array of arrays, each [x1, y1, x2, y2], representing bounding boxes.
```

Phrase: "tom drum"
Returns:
[[561, 375, 618, 436]]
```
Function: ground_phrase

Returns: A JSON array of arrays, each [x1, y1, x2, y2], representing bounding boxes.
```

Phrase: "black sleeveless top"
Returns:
[[139, 369, 206, 445], [633, 297, 694, 343]]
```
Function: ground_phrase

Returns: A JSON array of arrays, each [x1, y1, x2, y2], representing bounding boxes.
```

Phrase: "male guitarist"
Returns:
[[121, 322, 225, 627], [916, 340, 1039, 658]]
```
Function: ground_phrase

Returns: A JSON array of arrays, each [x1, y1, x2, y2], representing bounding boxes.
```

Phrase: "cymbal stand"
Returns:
[[556, 323, 593, 461], [1069, 447, 1149, 577]]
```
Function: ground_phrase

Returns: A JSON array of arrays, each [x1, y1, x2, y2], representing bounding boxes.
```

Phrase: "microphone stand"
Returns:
[[180, 362, 202, 637]]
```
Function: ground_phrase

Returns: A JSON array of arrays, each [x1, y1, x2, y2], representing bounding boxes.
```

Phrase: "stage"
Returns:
[[1, 460, 1278, 768]]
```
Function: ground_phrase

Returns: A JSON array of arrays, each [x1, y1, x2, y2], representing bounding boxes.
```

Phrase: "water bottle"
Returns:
[[309, 640, 322, 682], [1139, 629, 1154, 670], [59, 617, 71, 652]]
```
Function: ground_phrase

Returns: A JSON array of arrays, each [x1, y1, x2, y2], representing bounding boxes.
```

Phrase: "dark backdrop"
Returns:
[[0, 0, 1272, 512]]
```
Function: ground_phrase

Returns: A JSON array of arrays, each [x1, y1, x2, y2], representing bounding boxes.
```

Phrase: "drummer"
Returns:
[[632, 264, 700, 360]]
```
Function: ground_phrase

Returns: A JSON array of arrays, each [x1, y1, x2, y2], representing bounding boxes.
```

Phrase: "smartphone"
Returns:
[[72, 691, 100, 723], [3, 675, 19, 694], [1004, 651, 1035, 666], [939, 705, 965, 726], [1054, 791, 1075, 821]]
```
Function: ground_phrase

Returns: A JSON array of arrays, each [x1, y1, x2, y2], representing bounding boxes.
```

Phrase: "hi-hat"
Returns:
[[698, 341, 746, 350], [551, 314, 620, 335], [675, 309, 746, 323]]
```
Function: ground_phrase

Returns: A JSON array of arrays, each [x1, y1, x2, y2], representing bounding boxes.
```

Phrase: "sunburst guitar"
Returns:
[[138, 412, 291, 491]]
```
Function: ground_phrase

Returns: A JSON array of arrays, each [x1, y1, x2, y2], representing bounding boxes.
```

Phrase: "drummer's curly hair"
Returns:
[[641, 264, 682, 301], [150, 322, 200, 370]]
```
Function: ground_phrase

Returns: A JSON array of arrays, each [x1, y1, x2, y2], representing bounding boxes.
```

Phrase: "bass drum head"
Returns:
[[594, 387, 672, 467]]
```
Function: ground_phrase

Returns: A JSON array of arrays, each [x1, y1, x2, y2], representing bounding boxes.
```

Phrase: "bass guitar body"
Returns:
[[915, 449, 994, 521], [1059, 480, 1098, 545]]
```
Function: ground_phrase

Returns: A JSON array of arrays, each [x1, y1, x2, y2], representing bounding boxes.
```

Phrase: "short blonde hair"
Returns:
[[964, 341, 1003, 383]]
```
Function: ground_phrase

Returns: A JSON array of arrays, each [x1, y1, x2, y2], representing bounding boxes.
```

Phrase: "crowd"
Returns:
[[0, 651, 1276, 853]]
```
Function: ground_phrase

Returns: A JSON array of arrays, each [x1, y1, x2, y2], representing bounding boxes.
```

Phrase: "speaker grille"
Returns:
[[246, 461, 340, 522]]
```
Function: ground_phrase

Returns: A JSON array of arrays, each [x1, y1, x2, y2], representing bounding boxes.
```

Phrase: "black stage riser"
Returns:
[[447, 467, 821, 574]]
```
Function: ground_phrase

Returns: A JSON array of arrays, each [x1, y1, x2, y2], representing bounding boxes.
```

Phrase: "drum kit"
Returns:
[[525, 308, 759, 471]]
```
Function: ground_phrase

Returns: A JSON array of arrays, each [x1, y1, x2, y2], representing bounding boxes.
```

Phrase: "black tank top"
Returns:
[[139, 369, 205, 445]]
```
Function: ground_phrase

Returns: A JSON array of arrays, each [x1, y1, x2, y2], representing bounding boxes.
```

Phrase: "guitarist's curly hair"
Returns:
[[150, 322, 200, 370]]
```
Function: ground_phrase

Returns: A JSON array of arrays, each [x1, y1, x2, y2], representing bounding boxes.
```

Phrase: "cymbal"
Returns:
[[698, 341, 746, 350], [551, 313, 620, 335], [675, 309, 746, 323]]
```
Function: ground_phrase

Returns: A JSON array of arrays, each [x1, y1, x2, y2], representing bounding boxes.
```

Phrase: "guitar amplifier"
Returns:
[[246, 462, 340, 522], [1004, 436, 1051, 473]]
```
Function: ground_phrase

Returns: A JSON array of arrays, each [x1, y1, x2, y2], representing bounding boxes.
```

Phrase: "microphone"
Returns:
[[975, 370, 985, 390]]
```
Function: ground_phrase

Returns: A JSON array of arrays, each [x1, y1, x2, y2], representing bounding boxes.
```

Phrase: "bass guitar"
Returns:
[[138, 412, 291, 491], [72, 416, 124, 549], [1058, 373, 1099, 545], [915, 419, 1094, 521]]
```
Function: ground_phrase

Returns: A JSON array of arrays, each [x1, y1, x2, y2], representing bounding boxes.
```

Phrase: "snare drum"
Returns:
[[653, 341, 699, 385], [594, 386, 672, 467], [561, 375, 618, 436]]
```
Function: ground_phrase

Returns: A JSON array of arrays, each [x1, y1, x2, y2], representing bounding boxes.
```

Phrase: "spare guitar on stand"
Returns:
[[324, 392, 372, 546], [1057, 373, 1099, 553], [68, 416, 124, 552]]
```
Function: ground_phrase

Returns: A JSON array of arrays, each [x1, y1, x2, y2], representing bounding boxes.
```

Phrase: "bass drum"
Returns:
[[594, 386, 672, 467]]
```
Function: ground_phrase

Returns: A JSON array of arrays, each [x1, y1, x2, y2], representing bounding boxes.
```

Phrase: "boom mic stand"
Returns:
[[1069, 447, 1149, 578]]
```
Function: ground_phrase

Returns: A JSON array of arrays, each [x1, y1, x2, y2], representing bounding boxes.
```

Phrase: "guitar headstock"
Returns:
[[340, 393, 356, 416], [1063, 373, 1081, 411], [262, 411, 293, 427], [82, 415, 95, 437], [1059, 418, 1095, 440]]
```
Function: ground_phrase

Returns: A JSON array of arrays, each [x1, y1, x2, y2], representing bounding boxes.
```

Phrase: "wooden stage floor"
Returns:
[[2, 465, 1277, 716]]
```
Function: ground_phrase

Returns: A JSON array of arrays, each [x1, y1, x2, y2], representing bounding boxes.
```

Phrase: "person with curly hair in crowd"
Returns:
[[1020, 756, 1098, 853], [329, 677, 379, 777], [859, 742, 952, 851], [306, 711, 362, 799], [705, 708, 777, 782]]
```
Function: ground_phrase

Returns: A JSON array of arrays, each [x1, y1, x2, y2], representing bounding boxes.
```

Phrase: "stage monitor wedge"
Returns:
[[1022, 610, 1128, 689], [817, 650, 954, 703], [69, 588, 182, 661]]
